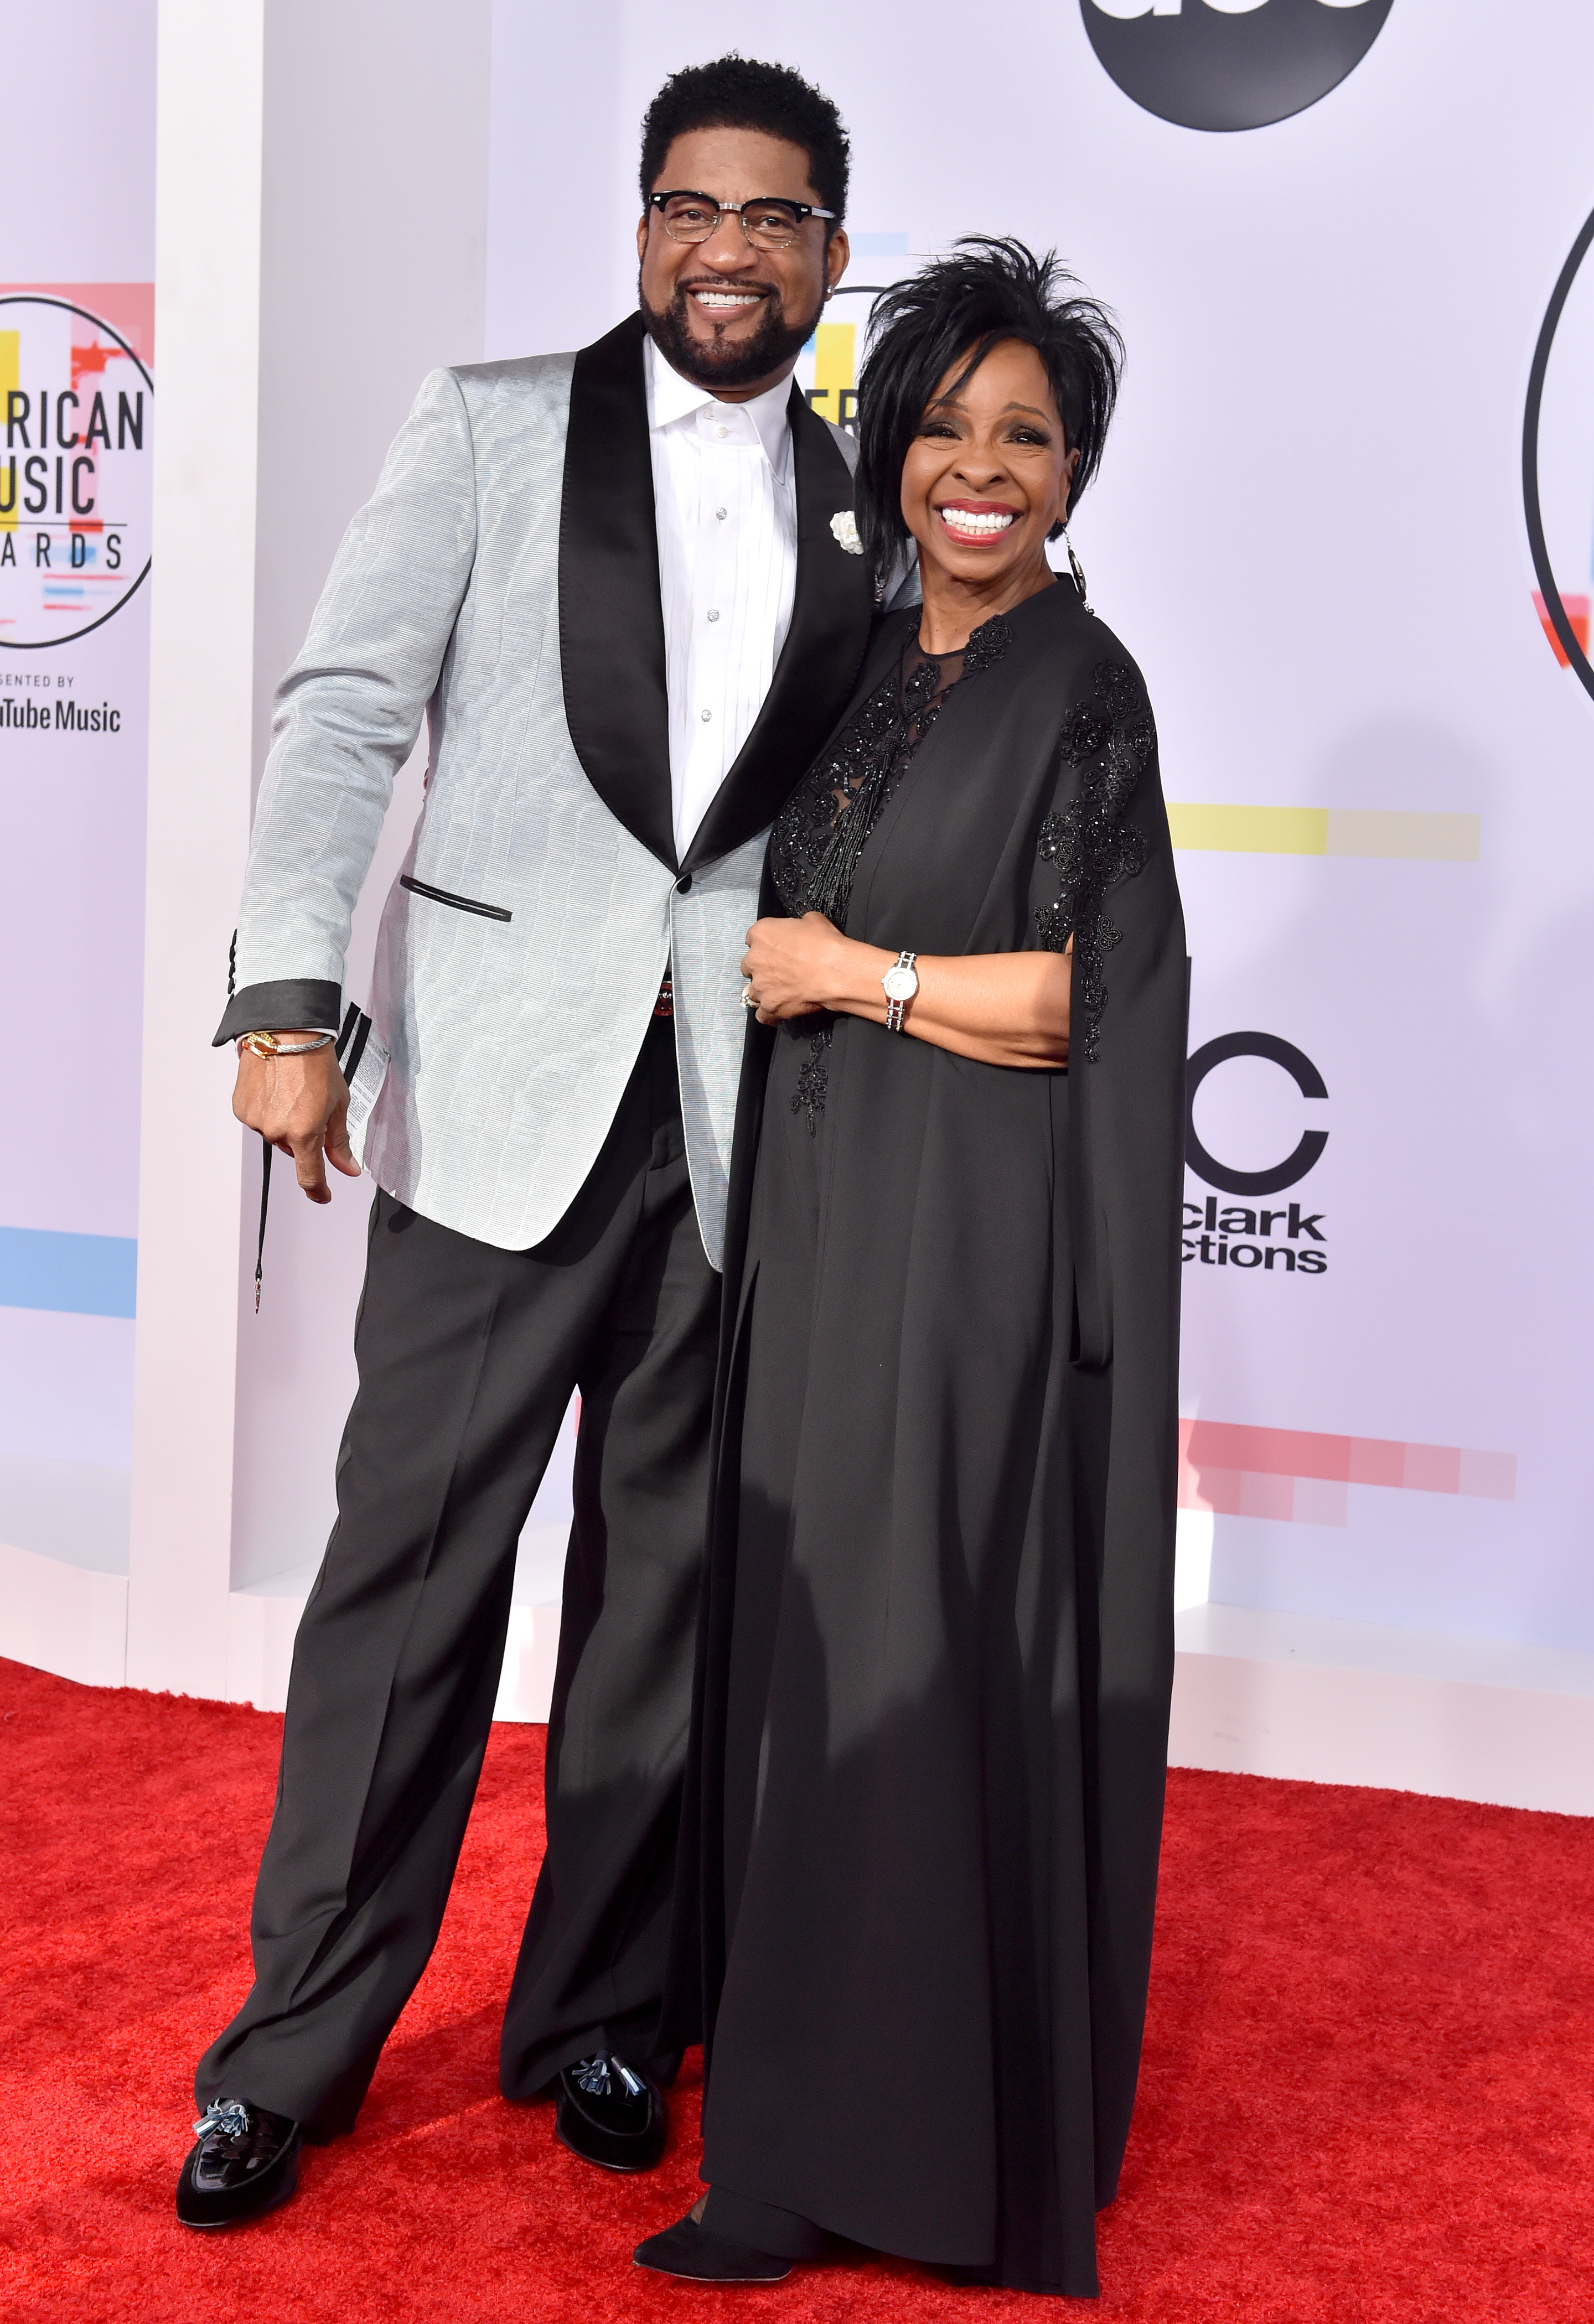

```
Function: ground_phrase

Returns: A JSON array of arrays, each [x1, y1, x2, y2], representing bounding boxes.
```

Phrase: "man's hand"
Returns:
[[232, 1038, 359, 1205]]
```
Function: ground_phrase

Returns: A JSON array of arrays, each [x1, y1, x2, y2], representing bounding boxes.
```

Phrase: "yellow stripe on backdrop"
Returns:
[[0, 332, 17, 530], [809, 322, 856, 427], [1167, 804, 1479, 862]]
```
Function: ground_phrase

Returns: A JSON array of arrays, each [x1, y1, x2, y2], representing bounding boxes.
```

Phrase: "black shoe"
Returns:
[[175, 2099, 302, 2229], [555, 2052, 666, 2172], [634, 2215, 793, 2283]]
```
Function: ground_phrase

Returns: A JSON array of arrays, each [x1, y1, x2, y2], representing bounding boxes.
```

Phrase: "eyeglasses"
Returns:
[[648, 191, 836, 251]]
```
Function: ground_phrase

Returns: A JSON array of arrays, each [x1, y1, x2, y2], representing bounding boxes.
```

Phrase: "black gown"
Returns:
[[680, 578, 1187, 2298]]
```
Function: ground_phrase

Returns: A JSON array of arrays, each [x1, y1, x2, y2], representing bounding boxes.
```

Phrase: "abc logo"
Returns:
[[1081, 0, 1394, 133]]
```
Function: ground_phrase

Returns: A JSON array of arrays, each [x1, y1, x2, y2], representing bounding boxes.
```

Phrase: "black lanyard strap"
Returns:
[[254, 1134, 272, 1313]]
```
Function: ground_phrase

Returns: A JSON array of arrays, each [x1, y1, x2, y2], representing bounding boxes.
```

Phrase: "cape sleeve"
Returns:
[[1030, 639, 1189, 2188], [1028, 645, 1188, 1373]]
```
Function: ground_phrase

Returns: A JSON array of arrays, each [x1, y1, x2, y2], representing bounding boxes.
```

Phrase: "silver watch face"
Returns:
[[882, 963, 919, 1003]]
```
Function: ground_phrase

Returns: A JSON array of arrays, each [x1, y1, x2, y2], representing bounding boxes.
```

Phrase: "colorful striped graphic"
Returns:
[[0, 328, 15, 533], [808, 321, 856, 427], [1179, 1418, 1516, 1529], [0, 1226, 137, 1318], [1533, 590, 1591, 667], [1167, 805, 1479, 862]]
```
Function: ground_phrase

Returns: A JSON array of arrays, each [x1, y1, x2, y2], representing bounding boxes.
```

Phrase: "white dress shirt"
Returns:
[[645, 335, 799, 862]]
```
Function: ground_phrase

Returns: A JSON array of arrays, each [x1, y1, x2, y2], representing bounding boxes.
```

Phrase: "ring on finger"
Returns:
[[741, 985, 759, 1010]]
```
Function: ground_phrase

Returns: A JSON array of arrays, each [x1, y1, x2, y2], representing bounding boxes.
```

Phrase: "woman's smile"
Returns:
[[935, 499, 1021, 542]]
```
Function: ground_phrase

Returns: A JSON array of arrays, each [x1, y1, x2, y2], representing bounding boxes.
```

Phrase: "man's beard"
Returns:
[[639, 273, 822, 391]]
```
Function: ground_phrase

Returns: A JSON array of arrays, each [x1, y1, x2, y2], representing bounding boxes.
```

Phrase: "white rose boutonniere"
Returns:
[[830, 510, 863, 555]]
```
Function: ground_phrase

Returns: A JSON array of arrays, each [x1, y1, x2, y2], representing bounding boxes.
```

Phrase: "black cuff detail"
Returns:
[[214, 979, 344, 1047]]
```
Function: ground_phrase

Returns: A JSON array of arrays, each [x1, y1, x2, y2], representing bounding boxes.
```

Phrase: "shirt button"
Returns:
[[715, 423, 728, 438], [700, 708, 712, 722], [715, 507, 727, 521], [706, 609, 720, 622]]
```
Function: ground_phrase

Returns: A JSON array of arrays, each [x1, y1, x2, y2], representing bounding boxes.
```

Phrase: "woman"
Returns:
[[640, 240, 1187, 2299]]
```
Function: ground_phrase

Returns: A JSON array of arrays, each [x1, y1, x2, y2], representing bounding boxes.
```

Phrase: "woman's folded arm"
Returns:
[[742, 911, 1072, 1070]]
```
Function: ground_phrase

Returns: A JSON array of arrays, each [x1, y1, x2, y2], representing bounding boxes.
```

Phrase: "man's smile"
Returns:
[[684, 284, 770, 317]]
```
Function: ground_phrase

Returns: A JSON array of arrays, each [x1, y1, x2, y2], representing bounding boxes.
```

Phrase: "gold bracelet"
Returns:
[[239, 1030, 334, 1059]]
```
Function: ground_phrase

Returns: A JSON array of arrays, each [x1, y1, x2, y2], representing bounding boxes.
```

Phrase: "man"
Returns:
[[178, 56, 874, 2230]]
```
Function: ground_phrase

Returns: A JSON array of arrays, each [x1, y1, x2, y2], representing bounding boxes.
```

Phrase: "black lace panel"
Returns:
[[766, 612, 1017, 1132], [769, 614, 1012, 928], [1034, 660, 1155, 1062]]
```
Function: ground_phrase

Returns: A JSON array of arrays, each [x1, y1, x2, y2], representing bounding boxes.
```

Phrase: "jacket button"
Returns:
[[676, 873, 692, 894]]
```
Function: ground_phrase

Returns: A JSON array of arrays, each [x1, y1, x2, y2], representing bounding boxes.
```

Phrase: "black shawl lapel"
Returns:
[[681, 385, 874, 874], [559, 313, 677, 872]]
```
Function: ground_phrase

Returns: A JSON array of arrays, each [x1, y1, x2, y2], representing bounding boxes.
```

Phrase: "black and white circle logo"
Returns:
[[1523, 205, 1594, 708], [1081, 0, 1394, 133], [1186, 1032, 1328, 1194]]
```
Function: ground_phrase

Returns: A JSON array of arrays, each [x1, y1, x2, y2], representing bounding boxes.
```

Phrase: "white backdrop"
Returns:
[[0, 0, 156, 1588], [485, 0, 1594, 1657], [8, 2, 1594, 1724]]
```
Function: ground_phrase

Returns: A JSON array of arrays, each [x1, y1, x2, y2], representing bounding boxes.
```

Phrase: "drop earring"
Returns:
[[1063, 526, 1090, 611]]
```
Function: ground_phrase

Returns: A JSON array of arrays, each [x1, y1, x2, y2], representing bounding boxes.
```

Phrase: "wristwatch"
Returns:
[[881, 950, 919, 1034]]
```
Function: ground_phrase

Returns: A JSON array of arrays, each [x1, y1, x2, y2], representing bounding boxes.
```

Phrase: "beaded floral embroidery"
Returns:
[[1034, 660, 1156, 1063], [789, 1021, 834, 1135]]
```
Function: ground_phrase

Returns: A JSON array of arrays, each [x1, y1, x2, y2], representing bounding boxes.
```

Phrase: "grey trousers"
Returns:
[[196, 1018, 718, 2133]]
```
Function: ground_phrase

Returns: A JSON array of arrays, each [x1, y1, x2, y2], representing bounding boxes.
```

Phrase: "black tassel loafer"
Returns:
[[554, 2052, 667, 2172], [176, 2099, 303, 2228]]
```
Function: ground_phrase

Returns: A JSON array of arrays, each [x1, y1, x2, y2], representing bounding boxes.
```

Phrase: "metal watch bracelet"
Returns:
[[882, 950, 919, 1035]]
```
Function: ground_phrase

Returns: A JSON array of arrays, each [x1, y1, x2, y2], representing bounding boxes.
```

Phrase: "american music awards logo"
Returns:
[[1080, 0, 1394, 133], [0, 294, 153, 650]]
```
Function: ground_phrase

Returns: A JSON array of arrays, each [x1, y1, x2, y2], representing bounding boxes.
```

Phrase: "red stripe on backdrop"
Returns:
[[1179, 1419, 1516, 1517]]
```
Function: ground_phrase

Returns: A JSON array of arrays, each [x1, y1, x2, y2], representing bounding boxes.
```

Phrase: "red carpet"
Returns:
[[1, 1656, 1590, 2322]]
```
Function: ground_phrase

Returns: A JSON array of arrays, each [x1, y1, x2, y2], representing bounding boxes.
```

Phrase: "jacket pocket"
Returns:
[[400, 874, 513, 924]]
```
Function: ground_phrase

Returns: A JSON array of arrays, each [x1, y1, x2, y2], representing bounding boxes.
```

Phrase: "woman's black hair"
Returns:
[[640, 55, 849, 225], [855, 237, 1124, 595]]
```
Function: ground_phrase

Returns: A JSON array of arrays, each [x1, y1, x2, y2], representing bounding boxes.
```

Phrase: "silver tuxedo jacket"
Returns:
[[215, 315, 873, 1267]]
